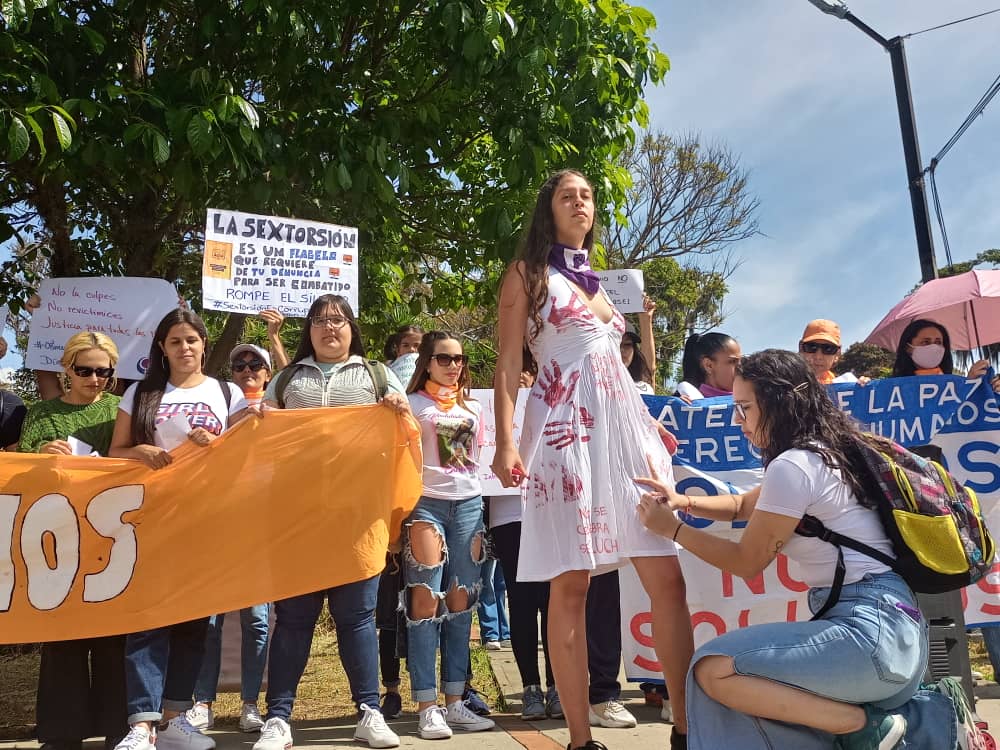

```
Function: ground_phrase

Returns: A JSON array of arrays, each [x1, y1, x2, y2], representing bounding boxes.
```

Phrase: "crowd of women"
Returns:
[[4, 167, 999, 750]]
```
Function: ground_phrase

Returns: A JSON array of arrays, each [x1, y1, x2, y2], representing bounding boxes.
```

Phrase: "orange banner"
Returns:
[[0, 407, 422, 643]]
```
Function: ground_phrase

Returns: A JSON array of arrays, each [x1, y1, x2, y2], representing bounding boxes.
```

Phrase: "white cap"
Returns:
[[229, 343, 271, 370]]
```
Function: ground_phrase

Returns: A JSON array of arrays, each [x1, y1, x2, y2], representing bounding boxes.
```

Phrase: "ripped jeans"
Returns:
[[402, 495, 486, 702]]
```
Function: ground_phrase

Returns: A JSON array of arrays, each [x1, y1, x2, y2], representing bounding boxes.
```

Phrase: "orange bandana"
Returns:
[[423, 380, 459, 411], [914, 367, 944, 376], [817, 371, 835, 385]]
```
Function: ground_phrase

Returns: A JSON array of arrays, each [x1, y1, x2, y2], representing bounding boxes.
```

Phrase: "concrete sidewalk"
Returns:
[[7, 647, 1000, 750]]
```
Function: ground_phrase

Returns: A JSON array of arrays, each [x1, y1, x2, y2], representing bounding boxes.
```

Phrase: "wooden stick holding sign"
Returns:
[[597, 269, 645, 313]]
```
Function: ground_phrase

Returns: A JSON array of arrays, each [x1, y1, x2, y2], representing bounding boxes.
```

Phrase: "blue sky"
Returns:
[[643, 0, 1000, 355]]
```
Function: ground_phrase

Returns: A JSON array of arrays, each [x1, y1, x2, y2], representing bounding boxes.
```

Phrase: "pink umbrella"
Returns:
[[866, 269, 1000, 351]]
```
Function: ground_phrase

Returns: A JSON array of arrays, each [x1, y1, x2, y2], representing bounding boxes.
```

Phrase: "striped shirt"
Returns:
[[264, 355, 405, 409]]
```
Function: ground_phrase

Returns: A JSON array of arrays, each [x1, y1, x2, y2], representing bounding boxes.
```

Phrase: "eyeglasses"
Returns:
[[72, 366, 115, 378], [734, 402, 747, 421], [800, 341, 839, 355], [310, 315, 349, 329], [432, 354, 468, 367], [232, 359, 267, 373]]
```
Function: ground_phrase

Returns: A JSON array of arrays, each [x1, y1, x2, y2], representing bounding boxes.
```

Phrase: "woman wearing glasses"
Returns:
[[401, 332, 496, 739], [109, 308, 247, 750], [634, 349, 955, 750], [253, 294, 408, 750], [20, 331, 128, 750], [185, 343, 276, 734]]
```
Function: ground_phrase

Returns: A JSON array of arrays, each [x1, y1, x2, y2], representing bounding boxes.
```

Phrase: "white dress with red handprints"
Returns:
[[516, 268, 676, 581]]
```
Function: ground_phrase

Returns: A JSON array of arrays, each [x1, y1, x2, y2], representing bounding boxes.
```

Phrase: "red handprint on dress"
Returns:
[[537, 359, 580, 407], [580, 407, 595, 429], [543, 419, 590, 449], [561, 465, 584, 504], [547, 294, 598, 333]]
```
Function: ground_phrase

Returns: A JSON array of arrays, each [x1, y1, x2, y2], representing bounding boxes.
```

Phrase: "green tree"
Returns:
[[1, 0, 669, 371], [836, 342, 894, 380], [938, 248, 1000, 278]]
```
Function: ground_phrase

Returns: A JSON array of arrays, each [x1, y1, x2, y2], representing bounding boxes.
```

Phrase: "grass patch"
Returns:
[[0, 613, 505, 738], [970, 633, 994, 682]]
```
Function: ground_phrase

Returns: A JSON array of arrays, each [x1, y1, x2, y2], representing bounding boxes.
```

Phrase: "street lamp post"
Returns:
[[807, 0, 938, 282]]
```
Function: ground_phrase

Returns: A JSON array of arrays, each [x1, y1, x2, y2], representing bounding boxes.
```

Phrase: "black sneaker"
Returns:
[[670, 728, 687, 750], [380, 690, 403, 719], [565, 742, 609, 750], [463, 686, 492, 716]]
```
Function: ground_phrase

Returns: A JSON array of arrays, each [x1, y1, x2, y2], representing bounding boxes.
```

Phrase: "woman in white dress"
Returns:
[[492, 170, 693, 750]]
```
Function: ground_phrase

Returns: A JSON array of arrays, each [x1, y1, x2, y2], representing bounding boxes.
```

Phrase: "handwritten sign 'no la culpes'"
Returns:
[[201, 209, 360, 318], [26, 278, 179, 378]]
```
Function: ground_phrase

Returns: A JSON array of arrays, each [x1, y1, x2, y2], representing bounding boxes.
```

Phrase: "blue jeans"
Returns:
[[193, 604, 271, 704], [686, 572, 957, 750], [477, 559, 510, 642], [403, 496, 486, 701], [264, 576, 380, 720], [124, 618, 210, 724], [981, 626, 1000, 679]]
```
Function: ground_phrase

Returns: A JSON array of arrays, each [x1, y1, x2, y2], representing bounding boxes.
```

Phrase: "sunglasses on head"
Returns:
[[800, 341, 839, 355], [232, 359, 267, 373], [432, 353, 468, 367], [72, 365, 115, 378]]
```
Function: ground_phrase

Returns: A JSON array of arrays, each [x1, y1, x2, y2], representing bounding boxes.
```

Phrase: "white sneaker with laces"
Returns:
[[156, 715, 216, 750], [418, 705, 453, 739], [114, 725, 155, 750], [446, 700, 495, 732], [240, 702, 266, 732], [354, 703, 400, 748], [252, 717, 293, 750], [661, 702, 673, 723], [588, 700, 638, 728], [186, 702, 214, 730]]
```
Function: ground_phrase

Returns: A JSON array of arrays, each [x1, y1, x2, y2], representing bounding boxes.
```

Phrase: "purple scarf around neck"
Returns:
[[549, 243, 600, 295]]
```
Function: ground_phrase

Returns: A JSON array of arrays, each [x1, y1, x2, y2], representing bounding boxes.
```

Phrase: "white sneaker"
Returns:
[[588, 700, 637, 728], [157, 715, 216, 750], [240, 702, 266, 732], [185, 703, 214, 731], [418, 705, 453, 739], [253, 717, 293, 750], [114, 726, 155, 750], [661, 702, 673, 723], [354, 703, 400, 748], [483, 640, 502, 651], [446, 700, 495, 732]]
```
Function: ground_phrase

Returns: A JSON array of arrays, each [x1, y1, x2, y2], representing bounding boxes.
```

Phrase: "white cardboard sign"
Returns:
[[597, 269, 644, 313], [26, 277, 179, 378], [202, 208, 359, 318], [474, 387, 529, 497]]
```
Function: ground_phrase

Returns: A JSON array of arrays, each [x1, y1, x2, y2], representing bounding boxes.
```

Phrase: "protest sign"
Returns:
[[202, 208, 359, 317], [475, 387, 529, 496], [0, 303, 8, 340], [597, 269, 644, 313], [622, 376, 1000, 682], [26, 278, 179, 378], [0, 407, 421, 643]]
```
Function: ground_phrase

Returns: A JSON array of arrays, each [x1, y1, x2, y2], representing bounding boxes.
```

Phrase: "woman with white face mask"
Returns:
[[890, 319, 997, 385]]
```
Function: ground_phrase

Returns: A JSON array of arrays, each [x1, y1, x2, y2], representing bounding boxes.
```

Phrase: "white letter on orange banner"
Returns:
[[84, 485, 144, 603], [21, 494, 80, 611], [0, 494, 19, 612]]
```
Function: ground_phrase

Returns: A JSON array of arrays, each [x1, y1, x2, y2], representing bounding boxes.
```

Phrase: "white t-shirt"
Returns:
[[489, 495, 522, 528], [120, 378, 247, 449], [755, 448, 894, 587], [408, 391, 484, 501], [634, 380, 654, 395]]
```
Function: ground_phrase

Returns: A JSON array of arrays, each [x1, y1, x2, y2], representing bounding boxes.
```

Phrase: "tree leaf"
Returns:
[[23, 113, 45, 159], [51, 110, 72, 150], [7, 116, 29, 160], [337, 163, 352, 190], [152, 132, 170, 165], [186, 112, 212, 156], [234, 96, 260, 129], [82, 27, 106, 54], [124, 122, 146, 143]]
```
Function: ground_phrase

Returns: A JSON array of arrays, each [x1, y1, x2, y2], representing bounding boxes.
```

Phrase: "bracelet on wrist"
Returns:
[[672, 524, 683, 543]]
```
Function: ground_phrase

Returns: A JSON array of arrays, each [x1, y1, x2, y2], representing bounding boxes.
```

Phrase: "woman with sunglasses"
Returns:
[[253, 294, 408, 750], [798, 319, 869, 385], [185, 343, 276, 734], [19, 331, 128, 750], [634, 349, 955, 750], [109, 308, 247, 750], [402, 332, 496, 739]]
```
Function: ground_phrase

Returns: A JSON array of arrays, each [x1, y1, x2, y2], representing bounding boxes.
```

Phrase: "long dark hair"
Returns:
[[407, 331, 473, 409], [891, 319, 954, 376], [131, 308, 209, 446], [623, 331, 653, 383], [383, 324, 425, 361], [681, 332, 736, 386], [737, 349, 871, 502], [514, 169, 597, 344], [292, 295, 366, 364]]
